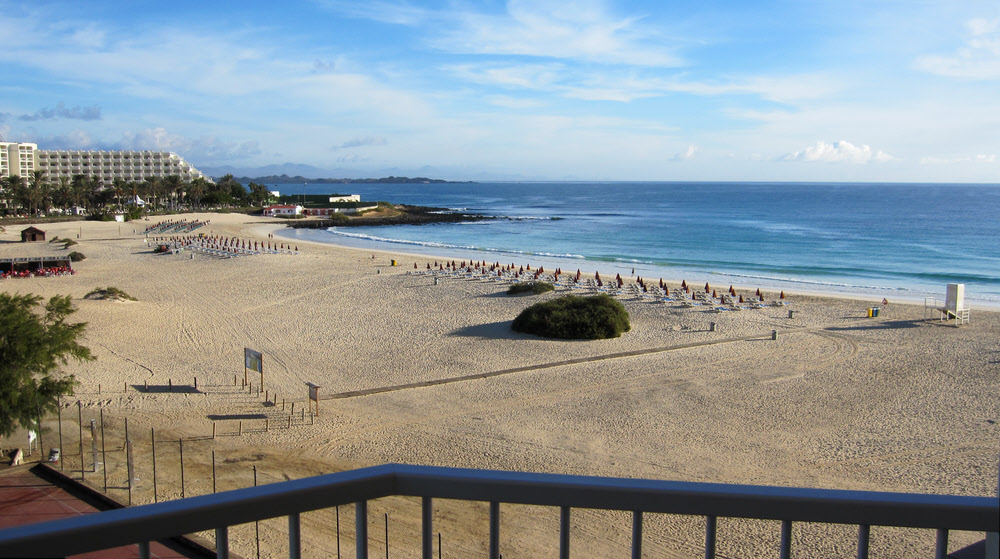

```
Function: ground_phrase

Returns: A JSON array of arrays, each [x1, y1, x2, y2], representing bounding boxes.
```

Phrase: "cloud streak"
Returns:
[[783, 141, 894, 164], [18, 102, 102, 121]]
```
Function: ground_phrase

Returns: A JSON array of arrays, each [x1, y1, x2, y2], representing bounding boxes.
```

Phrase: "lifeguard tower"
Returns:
[[924, 283, 970, 325]]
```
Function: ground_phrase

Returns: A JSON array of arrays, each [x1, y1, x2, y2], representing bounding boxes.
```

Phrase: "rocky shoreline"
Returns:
[[286, 205, 495, 228]]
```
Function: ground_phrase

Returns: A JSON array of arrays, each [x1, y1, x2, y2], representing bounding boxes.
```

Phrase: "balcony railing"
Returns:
[[0, 463, 995, 558]]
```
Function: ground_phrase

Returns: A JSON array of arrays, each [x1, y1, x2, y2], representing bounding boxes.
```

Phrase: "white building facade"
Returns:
[[0, 142, 208, 184], [0, 142, 39, 181]]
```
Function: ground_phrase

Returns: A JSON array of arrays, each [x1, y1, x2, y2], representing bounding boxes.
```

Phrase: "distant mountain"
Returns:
[[197, 162, 523, 182], [229, 175, 472, 185]]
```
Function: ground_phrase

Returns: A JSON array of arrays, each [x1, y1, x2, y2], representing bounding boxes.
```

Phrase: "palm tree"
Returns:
[[187, 177, 207, 210], [29, 170, 48, 215], [163, 175, 183, 210]]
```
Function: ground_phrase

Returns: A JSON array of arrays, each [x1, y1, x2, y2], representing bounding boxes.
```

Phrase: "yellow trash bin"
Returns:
[[866, 308, 873, 317], [391, 259, 397, 266]]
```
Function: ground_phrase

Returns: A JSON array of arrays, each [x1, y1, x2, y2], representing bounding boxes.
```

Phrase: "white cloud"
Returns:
[[485, 95, 543, 109], [323, 0, 683, 67], [334, 136, 387, 149], [437, 0, 681, 66], [313, 0, 433, 26], [671, 144, 697, 161], [915, 17, 1000, 79], [783, 140, 894, 164], [920, 153, 997, 164], [114, 128, 261, 162]]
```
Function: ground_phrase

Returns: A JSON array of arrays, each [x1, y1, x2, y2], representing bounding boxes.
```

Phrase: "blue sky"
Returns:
[[1, 0, 998, 181]]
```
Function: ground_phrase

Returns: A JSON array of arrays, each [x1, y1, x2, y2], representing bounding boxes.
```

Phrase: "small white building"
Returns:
[[263, 204, 303, 217]]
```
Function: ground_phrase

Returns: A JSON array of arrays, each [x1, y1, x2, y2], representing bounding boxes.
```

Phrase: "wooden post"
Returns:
[[126, 440, 134, 506], [212, 450, 216, 493], [169, 379, 172, 392], [194, 377, 198, 390], [239, 421, 243, 436], [213, 422, 217, 439], [100, 407, 107, 493]]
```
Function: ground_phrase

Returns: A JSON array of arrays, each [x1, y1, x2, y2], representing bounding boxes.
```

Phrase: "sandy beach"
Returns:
[[1, 212, 997, 558]]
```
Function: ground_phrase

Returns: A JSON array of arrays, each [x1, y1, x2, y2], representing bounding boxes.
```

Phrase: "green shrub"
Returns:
[[62, 239, 77, 247], [507, 282, 555, 295], [512, 294, 631, 339], [327, 213, 350, 224], [49, 236, 60, 243], [85, 287, 137, 301], [67, 251, 86, 262]]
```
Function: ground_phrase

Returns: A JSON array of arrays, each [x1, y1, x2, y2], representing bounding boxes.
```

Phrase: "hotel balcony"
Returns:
[[0, 463, 995, 558]]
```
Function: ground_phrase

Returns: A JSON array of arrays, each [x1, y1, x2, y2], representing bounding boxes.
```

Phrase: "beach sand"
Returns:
[[1, 213, 997, 558]]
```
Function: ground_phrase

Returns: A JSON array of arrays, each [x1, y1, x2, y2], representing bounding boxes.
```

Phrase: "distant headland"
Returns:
[[228, 174, 474, 185]]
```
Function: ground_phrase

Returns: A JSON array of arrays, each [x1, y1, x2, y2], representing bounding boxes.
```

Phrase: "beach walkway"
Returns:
[[322, 325, 836, 401]]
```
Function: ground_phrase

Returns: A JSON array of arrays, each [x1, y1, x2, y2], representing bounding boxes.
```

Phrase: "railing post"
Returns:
[[215, 526, 229, 559], [631, 510, 643, 559], [560, 506, 570, 559], [935, 529, 948, 559], [356, 501, 368, 559], [856, 524, 870, 559], [779, 520, 792, 559], [489, 501, 500, 559], [422, 497, 433, 559], [705, 515, 717, 559], [289, 513, 301, 559]]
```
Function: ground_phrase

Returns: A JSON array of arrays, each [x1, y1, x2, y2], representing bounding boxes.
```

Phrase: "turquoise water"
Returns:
[[274, 182, 1000, 307]]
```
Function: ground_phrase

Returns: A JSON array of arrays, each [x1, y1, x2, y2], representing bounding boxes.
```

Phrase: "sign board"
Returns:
[[306, 382, 320, 415], [244, 348, 263, 388]]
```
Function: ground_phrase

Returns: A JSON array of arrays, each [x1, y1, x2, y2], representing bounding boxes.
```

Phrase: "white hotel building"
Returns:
[[0, 142, 209, 184]]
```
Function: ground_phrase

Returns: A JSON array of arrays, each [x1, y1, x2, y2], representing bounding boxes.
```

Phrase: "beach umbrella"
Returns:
[[659, 278, 664, 288], [756, 288, 761, 297], [705, 282, 710, 292], [597, 278, 603, 286], [681, 280, 687, 289], [616, 273, 622, 282], [664, 287, 669, 296], [617, 277, 623, 287], [595, 271, 601, 280], [427, 263, 431, 270], [643, 284, 648, 292], [539, 266, 544, 273], [576, 269, 581, 281], [780, 291, 785, 299], [527, 264, 531, 270], [739, 295, 744, 303], [729, 285, 735, 295], [712, 289, 717, 298]]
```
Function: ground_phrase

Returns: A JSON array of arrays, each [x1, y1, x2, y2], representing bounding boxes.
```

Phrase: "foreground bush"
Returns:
[[507, 282, 555, 295], [67, 251, 86, 262], [512, 294, 631, 339]]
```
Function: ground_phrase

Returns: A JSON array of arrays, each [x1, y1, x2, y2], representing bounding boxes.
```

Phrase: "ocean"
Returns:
[[272, 182, 1000, 307]]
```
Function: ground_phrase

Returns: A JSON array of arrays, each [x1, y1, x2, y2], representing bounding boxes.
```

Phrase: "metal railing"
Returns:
[[0, 463, 996, 558]]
